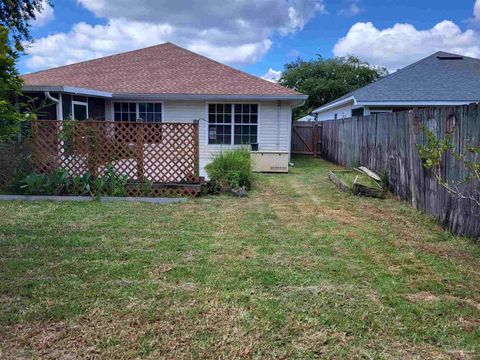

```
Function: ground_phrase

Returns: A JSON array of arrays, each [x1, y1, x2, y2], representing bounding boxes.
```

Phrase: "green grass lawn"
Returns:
[[1, 156, 479, 359]]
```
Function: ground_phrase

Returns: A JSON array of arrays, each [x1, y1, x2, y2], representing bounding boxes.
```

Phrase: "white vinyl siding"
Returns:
[[315, 103, 354, 121]]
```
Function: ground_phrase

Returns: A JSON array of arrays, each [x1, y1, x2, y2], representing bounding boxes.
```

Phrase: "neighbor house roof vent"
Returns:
[[437, 55, 463, 60]]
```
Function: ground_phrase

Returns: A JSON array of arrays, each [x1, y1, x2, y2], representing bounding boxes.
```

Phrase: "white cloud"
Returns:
[[25, 0, 325, 71], [333, 21, 480, 71], [338, 0, 362, 17], [31, 2, 54, 27], [475, 0, 480, 21], [261, 68, 282, 82]]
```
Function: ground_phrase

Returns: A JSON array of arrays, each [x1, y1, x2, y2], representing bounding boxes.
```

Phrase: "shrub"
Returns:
[[205, 148, 253, 192]]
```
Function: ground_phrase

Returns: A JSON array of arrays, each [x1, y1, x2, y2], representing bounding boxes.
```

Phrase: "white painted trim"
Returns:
[[23, 85, 112, 98], [313, 98, 477, 114], [111, 101, 164, 122], [359, 101, 474, 106], [115, 93, 307, 101], [72, 100, 88, 120], [59, 93, 63, 120], [23, 85, 307, 102], [205, 102, 261, 147], [313, 96, 356, 113]]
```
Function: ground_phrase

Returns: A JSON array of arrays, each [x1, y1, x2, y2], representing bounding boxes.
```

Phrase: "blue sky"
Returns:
[[22, 0, 480, 79]]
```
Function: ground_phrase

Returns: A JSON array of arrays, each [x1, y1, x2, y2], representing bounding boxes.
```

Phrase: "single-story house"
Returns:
[[313, 51, 480, 121], [21, 42, 307, 177]]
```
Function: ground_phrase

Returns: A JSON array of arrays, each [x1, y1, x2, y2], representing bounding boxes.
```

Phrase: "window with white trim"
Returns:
[[113, 102, 162, 122], [208, 103, 258, 145]]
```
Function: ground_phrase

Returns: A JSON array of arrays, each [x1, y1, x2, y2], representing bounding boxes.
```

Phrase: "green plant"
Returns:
[[380, 169, 389, 189], [19, 172, 51, 195], [49, 169, 70, 195], [103, 165, 128, 196], [140, 178, 153, 197], [417, 127, 480, 210], [205, 148, 253, 192], [71, 173, 92, 196]]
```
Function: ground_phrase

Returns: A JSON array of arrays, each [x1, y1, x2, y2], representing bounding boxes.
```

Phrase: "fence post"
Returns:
[[136, 122, 144, 180], [407, 111, 417, 208], [193, 120, 200, 177]]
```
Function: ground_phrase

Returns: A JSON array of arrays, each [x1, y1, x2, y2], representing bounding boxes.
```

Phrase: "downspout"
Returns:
[[45, 91, 63, 120], [276, 100, 281, 150]]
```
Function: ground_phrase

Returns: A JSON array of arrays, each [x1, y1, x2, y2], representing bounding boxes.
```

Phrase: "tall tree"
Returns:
[[0, 26, 22, 140], [280, 55, 387, 119], [0, 1, 51, 139], [1, 0, 49, 50]]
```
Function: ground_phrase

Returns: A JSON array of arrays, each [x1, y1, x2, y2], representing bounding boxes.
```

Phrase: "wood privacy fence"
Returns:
[[291, 122, 323, 156], [31, 120, 200, 190], [321, 106, 480, 239]]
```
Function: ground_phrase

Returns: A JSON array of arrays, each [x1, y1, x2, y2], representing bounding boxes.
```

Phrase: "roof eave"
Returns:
[[22, 85, 307, 101], [358, 100, 476, 106], [22, 85, 113, 98], [112, 93, 308, 101], [312, 96, 356, 113]]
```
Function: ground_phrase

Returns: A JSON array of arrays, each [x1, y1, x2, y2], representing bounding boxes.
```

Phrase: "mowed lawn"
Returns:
[[0, 157, 479, 359]]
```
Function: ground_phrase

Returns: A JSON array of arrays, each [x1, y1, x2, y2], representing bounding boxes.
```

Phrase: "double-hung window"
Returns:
[[208, 103, 258, 145], [114, 102, 162, 122]]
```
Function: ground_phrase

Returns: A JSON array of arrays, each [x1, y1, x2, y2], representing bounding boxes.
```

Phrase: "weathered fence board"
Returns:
[[291, 122, 323, 156], [321, 106, 480, 239]]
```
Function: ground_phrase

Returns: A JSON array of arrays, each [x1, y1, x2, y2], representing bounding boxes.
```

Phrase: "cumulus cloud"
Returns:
[[333, 21, 480, 71], [261, 68, 282, 82], [31, 2, 54, 27], [25, 0, 325, 71], [338, 0, 362, 17], [475, 0, 480, 21]]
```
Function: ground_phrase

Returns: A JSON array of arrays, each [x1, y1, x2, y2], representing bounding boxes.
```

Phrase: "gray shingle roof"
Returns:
[[317, 51, 480, 109]]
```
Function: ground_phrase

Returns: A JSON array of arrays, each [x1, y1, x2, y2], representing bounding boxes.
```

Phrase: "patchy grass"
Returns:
[[0, 156, 478, 359]]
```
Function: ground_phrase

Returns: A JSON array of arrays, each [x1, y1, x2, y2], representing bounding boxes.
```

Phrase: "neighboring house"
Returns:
[[313, 51, 480, 121], [21, 43, 307, 177], [297, 114, 315, 122]]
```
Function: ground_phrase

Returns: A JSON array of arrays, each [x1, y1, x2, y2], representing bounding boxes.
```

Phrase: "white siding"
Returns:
[[106, 99, 293, 178], [315, 103, 353, 121]]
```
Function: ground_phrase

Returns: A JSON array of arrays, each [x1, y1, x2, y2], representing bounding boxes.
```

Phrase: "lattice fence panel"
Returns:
[[31, 120, 200, 184]]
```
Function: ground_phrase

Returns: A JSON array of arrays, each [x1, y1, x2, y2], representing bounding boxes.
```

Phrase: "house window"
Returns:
[[72, 101, 88, 120], [208, 103, 258, 145], [114, 102, 136, 121], [113, 102, 162, 122], [138, 103, 162, 123], [234, 104, 258, 145], [208, 104, 232, 145]]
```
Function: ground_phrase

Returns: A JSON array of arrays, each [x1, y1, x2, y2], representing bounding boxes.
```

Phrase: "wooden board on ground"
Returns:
[[358, 166, 381, 181], [329, 170, 385, 198]]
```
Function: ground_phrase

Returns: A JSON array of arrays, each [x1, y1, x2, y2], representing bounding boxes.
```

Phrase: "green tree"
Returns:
[[0, 26, 22, 140], [1, 0, 50, 51], [0, 1, 52, 139], [279, 55, 387, 119]]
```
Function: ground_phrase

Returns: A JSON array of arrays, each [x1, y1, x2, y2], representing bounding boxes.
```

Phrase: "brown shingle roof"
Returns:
[[22, 42, 303, 97]]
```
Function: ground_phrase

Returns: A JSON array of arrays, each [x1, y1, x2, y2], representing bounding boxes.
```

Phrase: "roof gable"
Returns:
[[22, 43, 303, 97]]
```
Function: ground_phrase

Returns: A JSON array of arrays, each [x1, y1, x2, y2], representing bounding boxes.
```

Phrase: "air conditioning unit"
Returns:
[[251, 151, 289, 173]]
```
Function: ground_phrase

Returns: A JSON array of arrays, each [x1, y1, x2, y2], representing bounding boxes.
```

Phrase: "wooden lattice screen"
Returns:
[[31, 120, 200, 186]]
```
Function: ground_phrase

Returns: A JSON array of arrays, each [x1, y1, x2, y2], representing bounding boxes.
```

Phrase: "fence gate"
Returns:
[[291, 121, 323, 156]]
